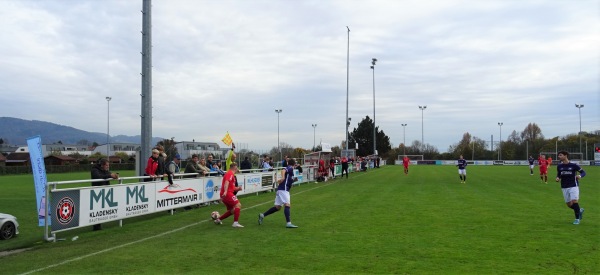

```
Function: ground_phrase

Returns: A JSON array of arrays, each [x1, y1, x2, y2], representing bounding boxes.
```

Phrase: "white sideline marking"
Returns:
[[19, 180, 338, 275]]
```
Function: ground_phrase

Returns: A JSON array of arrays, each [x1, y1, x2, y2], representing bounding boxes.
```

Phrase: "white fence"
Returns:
[[43, 167, 315, 241]]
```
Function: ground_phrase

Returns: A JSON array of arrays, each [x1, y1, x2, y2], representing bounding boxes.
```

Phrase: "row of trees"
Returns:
[[37, 117, 599, 166], [263, 118, 598, 164]]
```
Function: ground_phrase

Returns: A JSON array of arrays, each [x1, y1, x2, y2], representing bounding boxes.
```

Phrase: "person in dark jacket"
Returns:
[[90, 158, 119, 230], [240, 156, 252, 173], [155, 145, 167, 181], [91, 158, 119, 186]]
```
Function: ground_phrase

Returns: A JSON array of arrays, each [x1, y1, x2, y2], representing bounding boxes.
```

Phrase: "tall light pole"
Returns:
[[345, 26, 350, 151], [106, 96, 111, 157], [275, 109, 282, 162], [346, 118, 351, 149], [312, 124, 317, 151], [575, 104, 584, 156], [370, 58, 377, 155], [401, 123, 407, 155], [418, 106, 427, 152], [498, 122, 503, 160]]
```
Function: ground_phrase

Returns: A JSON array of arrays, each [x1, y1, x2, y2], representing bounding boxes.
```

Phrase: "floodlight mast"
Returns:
[[401, 123, 407, 155], [498, 122, 503, 160], [418, 106, 427, 152], [371, 58, 377, 155], [345, 26, 350, 151], [575, 104, 584, 157]]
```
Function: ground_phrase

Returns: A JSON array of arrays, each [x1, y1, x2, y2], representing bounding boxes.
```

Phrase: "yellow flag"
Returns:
[[221, 132, 233, 146]]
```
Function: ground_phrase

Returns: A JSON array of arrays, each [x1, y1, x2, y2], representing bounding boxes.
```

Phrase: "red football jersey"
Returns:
[[538, 158, 548, 168], [403, 157, 410, 166], [220, 170, 236, 197]]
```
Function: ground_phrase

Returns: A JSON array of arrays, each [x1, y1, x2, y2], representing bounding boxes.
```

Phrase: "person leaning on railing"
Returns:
[[90, 158, 119, 231], [198, 157, 211, 176], [91, 158, 119, 186], [184, 154, 204, 178]]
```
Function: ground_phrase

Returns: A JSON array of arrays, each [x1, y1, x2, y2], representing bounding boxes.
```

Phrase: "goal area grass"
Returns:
[[1, 165, 598, 274]]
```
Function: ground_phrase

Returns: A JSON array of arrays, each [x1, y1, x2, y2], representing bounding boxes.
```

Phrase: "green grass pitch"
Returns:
[[0, 165, 598, 274]]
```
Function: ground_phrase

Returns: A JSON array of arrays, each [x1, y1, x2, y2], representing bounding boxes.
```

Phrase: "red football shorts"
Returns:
[[221, 195, 240, 210]]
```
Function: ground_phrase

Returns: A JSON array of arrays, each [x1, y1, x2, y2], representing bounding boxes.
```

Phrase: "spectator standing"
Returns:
[[263, 156, 273, 172], [184, 154, 203, 177], [198, 157, 211, 176], [211, 162, 225, 176], [144, 149, 160, 182], [341, 156, 349, 179], [240, 156, 252, 173], [166, 153, 181, 185], [155, 145, 167, 181], [281, 155, 289, 168], [90, 158, 119, 230], [329, 157, 336, 179], [206, 154, 215, 170]]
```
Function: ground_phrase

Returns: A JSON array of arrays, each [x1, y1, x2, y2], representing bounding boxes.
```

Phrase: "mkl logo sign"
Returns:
[[90, 188, 118, 210], [127, 185, 149, 204]]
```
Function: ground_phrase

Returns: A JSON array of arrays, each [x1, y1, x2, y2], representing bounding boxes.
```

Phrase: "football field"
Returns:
[[1, 165, 599, 274]]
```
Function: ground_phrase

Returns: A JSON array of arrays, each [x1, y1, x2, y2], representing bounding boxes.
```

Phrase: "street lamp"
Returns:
[[418, 106, 427, 152], [401, 123, 407, 155], [575, 104, 584, 157], [345, 26, 350, 151], [275, 109, 282, 162], [371, 58, 377, 155], [498, 122, 503, 160], [312, 124, 317, 151], [106, 96, 111, 158]]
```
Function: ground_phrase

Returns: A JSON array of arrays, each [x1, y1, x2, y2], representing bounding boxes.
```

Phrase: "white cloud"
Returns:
[[0, 0, 597, 152]]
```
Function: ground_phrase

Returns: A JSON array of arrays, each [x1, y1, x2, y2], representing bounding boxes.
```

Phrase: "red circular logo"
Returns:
[[56, 197, 76, 224]]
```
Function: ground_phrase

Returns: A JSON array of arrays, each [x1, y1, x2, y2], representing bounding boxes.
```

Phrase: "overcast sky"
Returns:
[[1, 0, 598, 152]]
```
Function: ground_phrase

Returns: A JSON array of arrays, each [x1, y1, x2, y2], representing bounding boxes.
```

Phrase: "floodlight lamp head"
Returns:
[[106, 96, 112, 101]]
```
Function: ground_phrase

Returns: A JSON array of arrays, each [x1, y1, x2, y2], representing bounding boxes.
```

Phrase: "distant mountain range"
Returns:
[[0, 117, 164, 146]]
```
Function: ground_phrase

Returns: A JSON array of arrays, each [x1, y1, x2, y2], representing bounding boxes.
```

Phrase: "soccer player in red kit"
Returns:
[[213, 162, 244, 227], [538, 154, 548, 184], [402, 156, 410, 175]]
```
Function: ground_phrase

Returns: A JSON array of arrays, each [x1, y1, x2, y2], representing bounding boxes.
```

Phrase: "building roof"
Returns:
[[6, 152, 30, 161], [45, 155, 76, 161]]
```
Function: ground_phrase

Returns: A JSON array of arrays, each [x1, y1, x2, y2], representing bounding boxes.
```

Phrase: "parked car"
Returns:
[[0, 213, 20, 240]]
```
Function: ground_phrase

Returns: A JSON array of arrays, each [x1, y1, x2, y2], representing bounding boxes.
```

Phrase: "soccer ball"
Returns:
[[211, 211, 220, 220]]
